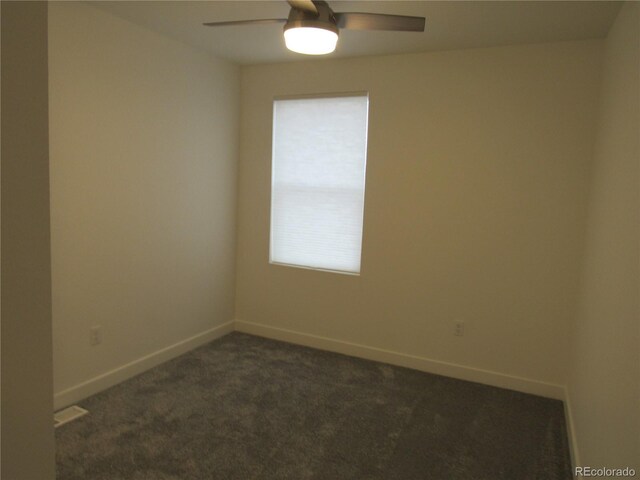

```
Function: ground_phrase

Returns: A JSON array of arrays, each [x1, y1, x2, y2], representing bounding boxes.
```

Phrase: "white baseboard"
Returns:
[[234, 320, 565, 400], [53, 321, 234, 410], [563, 386, 581, 475]]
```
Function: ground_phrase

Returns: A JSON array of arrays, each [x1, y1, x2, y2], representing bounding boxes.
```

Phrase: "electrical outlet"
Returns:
[[454, 320, 464, 337], [90, 326, 102, 346]]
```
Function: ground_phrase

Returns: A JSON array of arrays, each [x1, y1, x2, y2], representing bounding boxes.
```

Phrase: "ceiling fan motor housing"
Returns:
[[284, 0, 339, 35]]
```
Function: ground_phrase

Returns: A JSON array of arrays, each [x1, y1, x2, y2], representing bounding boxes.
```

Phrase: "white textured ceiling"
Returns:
[[90, 1, 622, 65]]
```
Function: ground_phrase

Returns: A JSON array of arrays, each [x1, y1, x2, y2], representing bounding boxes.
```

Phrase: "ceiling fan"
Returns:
[[203, 0, 426, 55]]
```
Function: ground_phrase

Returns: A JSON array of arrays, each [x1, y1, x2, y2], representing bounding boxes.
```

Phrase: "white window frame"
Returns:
[[269, 92, 369, 275]]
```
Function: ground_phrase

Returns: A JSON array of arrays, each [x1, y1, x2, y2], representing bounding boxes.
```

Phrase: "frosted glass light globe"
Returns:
[[284, 27, 338, 55]]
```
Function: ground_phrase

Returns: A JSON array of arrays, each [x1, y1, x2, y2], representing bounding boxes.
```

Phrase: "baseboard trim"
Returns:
[[563, 386, 581, 475], [53, 321, 234, 410], [234, 320, 565, 400]]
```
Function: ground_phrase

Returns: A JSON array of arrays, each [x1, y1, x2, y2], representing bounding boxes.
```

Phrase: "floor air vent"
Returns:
[[54, 405, 89, 428]]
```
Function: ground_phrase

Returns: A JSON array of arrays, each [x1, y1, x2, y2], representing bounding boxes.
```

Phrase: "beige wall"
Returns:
[[568, 2, 639, 471], [1, 2, 56, 478], [236, 40, 602, 392], [48, 2, 239, 406]]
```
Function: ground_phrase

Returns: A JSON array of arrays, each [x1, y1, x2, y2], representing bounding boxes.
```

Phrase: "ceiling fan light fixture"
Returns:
[[284, 25, 338, 55], [204, 0, 426, 57]]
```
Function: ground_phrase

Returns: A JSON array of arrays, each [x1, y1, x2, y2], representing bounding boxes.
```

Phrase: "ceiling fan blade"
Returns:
[[287, 0, 318, 15], [335, 12, 425, 32], [203, 18, 287, 27]]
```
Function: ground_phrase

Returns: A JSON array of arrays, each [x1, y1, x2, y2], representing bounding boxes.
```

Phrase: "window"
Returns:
[[270, 94, 369, 274]]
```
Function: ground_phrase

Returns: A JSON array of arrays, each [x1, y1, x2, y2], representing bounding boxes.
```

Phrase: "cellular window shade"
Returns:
[[270, 95, 369, 274]]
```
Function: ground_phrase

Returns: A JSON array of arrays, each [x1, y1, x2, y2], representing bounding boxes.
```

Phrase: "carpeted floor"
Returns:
[[56, 332, 572, 480]]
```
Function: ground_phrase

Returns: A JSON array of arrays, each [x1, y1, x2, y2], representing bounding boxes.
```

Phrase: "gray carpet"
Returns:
[[56, 332, 572, 480]]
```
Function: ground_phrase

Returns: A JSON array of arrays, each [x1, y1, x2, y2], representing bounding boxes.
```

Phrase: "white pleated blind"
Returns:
[[270, 94, 369, 274]]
